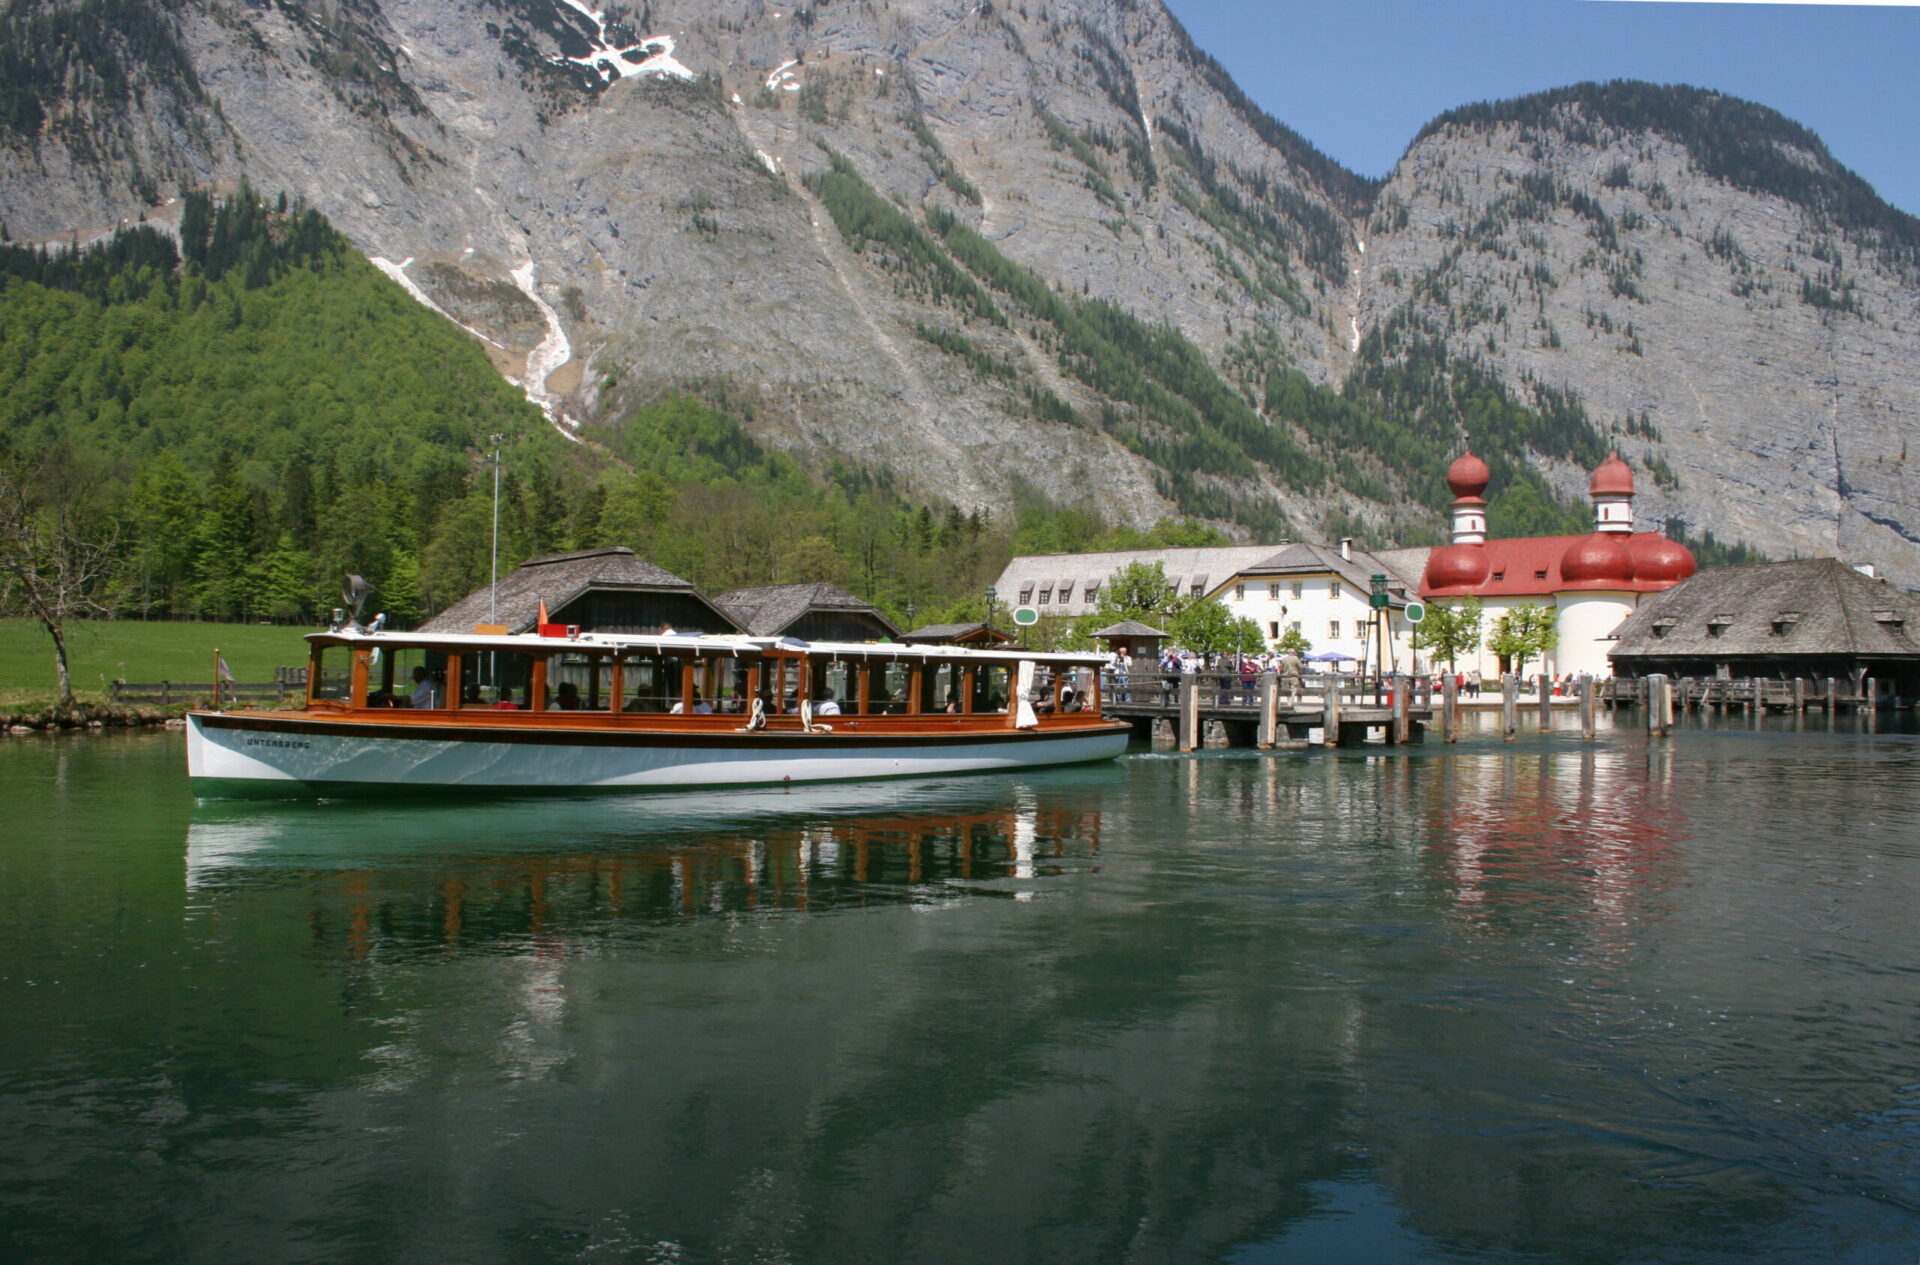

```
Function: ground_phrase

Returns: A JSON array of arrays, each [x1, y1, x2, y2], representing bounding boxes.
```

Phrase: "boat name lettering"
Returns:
[[245, 738, 311, 750]]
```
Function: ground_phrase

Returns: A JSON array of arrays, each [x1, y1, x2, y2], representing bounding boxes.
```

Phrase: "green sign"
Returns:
[[1404, 601, 1426, 624], [1369, 573, 1390, 608], [1012, 606, 1040, 626]]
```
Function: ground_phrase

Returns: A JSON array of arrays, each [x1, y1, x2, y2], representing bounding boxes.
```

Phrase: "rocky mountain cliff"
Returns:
[[4, 0, 1917, 584]]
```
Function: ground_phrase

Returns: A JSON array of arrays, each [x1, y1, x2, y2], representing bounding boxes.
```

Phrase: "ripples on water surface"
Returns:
[[1, 715, 1917, 1263]]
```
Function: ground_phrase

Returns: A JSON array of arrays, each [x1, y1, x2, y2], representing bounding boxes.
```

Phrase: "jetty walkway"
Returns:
[[1102, 670, 1898, 751]]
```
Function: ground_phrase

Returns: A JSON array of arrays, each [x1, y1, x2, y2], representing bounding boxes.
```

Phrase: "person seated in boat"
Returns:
[[944, 692, 962, 714], [1059, 686, 1082, 714], [554, 681, 581, 710], [409, 666, 442, 710], [812, 688, 841, 717], [670, 690, 713, 715], [491, 687, 520, 710]]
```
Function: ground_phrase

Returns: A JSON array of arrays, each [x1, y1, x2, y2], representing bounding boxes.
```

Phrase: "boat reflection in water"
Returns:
[[185, 773, 1112, 949]]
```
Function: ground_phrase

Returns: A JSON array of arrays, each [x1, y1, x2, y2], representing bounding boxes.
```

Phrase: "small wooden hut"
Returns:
[[711, 581, 902, 642], [421, 547, 740, 636]]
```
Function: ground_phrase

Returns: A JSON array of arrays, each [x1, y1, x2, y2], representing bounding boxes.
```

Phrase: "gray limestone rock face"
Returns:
[[4, 1, 1917, 584]]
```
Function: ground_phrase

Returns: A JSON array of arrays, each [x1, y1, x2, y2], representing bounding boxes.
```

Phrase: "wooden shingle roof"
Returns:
[[1609, 559, 1920, 661], [420, 547, 719, 634], [712, 582, 902, 639]]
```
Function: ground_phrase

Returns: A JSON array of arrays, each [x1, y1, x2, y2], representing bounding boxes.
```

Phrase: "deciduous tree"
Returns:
[[0, 458, 119, 706]]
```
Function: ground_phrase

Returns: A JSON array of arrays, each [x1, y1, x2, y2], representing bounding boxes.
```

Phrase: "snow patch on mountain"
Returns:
[[550, 0, 693, 83], [509, 261, 582, 441], [766, 59, 802, 92]]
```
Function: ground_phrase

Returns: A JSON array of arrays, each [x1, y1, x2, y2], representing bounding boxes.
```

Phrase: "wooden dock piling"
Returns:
[[1579, 674, 1595, 740], [1536, 673, 1553, 730], [1178, 674, 1200, 752], [1322, 676, 1341, 748], [1501, 674, 1517, 741], [1442, 673, 1459, 743], [1256, 674, 1278, 749]]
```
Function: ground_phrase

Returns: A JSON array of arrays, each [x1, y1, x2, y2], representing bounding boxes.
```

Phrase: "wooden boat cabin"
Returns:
[[307, 629, 1112, 729]]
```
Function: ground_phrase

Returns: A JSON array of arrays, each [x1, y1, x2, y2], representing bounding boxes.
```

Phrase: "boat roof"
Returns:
[[307, 628, 1113, 667]]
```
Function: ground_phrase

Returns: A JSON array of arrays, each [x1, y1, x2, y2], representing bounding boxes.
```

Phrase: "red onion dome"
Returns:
[[1559, 533, 1636, 586], [1628, 533, 1696, 584], [1447, 451, 1491, 499], [1424, 543, 1490, 591], [1590, 452, 1635, 497]]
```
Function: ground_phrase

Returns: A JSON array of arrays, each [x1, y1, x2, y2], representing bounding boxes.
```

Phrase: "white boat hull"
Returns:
[[188, 712, 1130, 797]]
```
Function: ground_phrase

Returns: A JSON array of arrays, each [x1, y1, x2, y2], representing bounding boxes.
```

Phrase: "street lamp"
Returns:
[[489, 434, 506, 625], [984, 586, 997, 631]]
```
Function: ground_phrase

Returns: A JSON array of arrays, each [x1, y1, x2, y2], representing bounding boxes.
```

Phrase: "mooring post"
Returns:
[[1442, 672, 1459, 743], [1792, 678, 1807, 712], [1579, 674, 1596, 740], [1826, 677, 1839, 713], [1536, 673, 1553, 730], [1501, 674, 1517, 741], [1390, 674, 1409, 745], [1648, 673, 1673, 736], [1178, 673, 1200, 752], [1322, 674, 1341, 748], [1257, 673, 1277, 749]]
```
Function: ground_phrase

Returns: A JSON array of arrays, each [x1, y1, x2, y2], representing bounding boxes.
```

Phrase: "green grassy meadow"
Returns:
[[1, 618, 312, 702]]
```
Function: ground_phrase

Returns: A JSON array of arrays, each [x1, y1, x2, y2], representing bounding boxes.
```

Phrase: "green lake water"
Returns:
[[2, 716, 1917, 1263]]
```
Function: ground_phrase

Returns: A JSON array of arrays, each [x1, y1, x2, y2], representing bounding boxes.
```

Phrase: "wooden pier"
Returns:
[[1103, 672, 1434, 751], [1101, 668, 1900, 752]]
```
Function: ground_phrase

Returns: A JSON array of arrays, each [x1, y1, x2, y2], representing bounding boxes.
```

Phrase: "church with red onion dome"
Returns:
[[1419, 451, 1696, 677]]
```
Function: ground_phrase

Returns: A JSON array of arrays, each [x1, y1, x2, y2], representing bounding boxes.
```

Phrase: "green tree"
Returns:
[[380, 550, 425, 629], [1096, 560, 1184, 622], [249, 532, 316, 622], [1411, 597, 1483, 672], [1487, 602, 1558, 676], [1168, 598, 1261, 660]]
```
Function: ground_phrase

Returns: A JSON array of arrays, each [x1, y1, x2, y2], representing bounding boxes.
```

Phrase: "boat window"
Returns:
[[311, 645, 353, 704], [972, 664, 1009, 713], [365, 646, 446, 709], [549, 652, 614, 711], [695, 654, 747, 713], [867, 661, 912, 714], [467, 649, 539, 710], [619, 652, 682, 712], [923, 662, 965, 713], [808, 660, 852, 714]]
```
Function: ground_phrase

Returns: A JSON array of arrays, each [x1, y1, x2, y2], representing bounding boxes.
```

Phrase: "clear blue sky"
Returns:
[[1161, 0, 1920, 217]]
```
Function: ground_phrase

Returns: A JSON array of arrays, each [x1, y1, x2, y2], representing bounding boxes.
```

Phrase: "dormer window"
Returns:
[[1057, 580, 1074, 604], [1874, 609, 1907, 636], [1018, 584, 1034, 604], [1707, 613, 1733, 637], [1651, 616, 1678, 639], [1037, 588, 1052, 605], [1770, 611, 1801, 636], [1083, 583, 1099, 604], [1492, 571, 1506, 582], [1534, 569, 1548, 581]]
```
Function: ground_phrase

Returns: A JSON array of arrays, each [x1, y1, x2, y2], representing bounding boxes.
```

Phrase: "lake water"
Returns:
[[2, 715, 1917, 1264]]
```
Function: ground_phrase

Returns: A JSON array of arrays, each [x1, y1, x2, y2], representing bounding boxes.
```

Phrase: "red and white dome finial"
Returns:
[[1590, 452, 1634, 534], [1447, 451, 1491, 500]]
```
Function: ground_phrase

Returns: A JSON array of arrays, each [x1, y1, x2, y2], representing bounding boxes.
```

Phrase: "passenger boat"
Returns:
[[186, 624, 1130, 798]]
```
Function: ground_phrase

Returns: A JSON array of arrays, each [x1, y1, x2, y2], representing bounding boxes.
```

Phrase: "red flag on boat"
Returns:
[[538, 599, 550, 625]]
